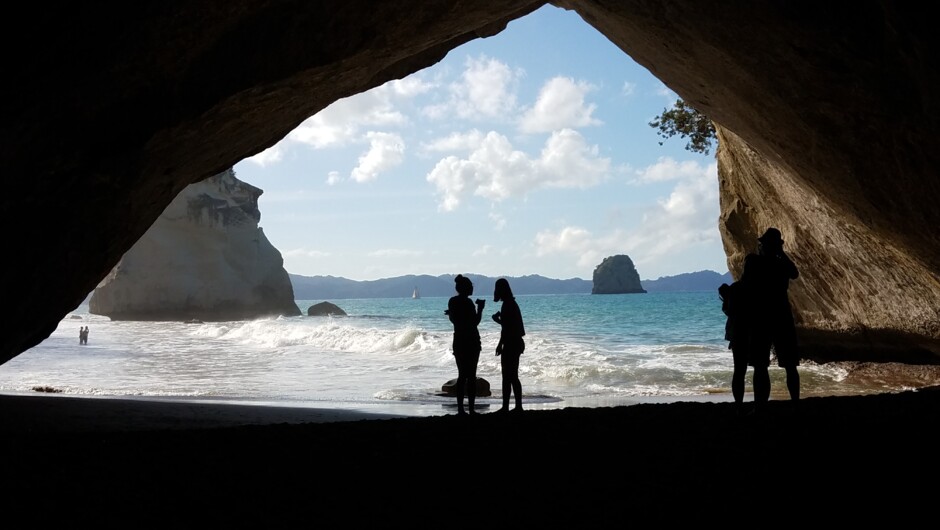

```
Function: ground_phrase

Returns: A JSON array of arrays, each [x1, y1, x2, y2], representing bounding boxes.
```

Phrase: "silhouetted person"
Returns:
[[445, 274, 485, 415], [719, 280, 749, 415], [741, 227, 800, 412], [79, 326, 88, 345], [492, 278, 526, 414]]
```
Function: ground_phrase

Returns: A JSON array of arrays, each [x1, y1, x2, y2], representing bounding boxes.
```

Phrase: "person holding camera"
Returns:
[[740, 227, 800, 413], [446, 274, 485, 415]]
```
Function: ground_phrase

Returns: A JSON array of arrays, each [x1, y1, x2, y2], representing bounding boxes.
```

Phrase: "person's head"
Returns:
[[494, 278, 513, 302], [757, 227, 784, 255], [454, 274, 473, 296]]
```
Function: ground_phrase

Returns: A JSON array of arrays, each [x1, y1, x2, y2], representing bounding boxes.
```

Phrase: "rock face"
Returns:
[[307, 302, 347, 317], [716, 127, 940, 362], [4, 2, 940, 365], [592, 256, 646, 295], [89, 169, 300, 321]]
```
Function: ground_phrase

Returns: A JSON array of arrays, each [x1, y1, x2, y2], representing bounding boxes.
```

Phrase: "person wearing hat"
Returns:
[[445, 274, 486, 415], [740, 227, 800, 412]]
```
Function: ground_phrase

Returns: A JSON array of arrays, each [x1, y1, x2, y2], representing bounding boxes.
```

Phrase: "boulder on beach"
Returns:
[[440, 377, 492, 397], [307, 302, 347, 317]]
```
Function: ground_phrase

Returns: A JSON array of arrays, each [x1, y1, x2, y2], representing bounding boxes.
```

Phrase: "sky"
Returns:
[[233, 4, 728, 282]]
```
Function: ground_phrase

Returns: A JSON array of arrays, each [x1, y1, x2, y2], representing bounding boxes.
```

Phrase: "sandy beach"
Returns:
[[2, 389, 938, 525]]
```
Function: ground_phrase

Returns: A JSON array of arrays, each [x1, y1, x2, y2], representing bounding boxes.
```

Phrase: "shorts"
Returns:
[[454, 350, 480, 377], [748, 326, 799, 368], [500, 350, 521, 377], [501, 337, 525, 356], [730, 342, 748, 369]]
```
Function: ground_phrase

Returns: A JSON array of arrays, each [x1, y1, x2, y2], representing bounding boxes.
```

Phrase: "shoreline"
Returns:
[[0, 391, 739, 433], [0, 384, 927, 434]]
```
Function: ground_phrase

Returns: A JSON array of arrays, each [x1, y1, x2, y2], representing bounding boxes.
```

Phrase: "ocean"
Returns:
[[0, 292, 920, 417]]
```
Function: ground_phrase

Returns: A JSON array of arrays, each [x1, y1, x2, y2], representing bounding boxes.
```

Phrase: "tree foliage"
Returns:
[[649, 99, 717, 155]]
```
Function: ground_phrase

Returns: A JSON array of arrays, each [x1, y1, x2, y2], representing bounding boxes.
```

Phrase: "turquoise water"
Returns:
[[0, 292, 915, 415]]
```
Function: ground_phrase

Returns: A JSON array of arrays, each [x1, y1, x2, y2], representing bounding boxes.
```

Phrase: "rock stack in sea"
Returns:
[[307, 302, 347, 317], [591, 255, 647, 294], [89, 169, 301, 321]]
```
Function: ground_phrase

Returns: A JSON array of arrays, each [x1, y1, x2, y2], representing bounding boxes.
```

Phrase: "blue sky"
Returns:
[[233, 4, 727, 282]]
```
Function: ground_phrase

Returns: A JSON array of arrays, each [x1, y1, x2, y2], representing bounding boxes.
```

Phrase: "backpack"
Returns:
[[718, 281, 743, 318]]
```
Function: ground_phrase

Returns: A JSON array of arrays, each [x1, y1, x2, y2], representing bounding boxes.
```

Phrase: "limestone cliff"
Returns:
[[89, 169, 300, 321], [592, 255, 646, 295], [716, 126, 940, 362]]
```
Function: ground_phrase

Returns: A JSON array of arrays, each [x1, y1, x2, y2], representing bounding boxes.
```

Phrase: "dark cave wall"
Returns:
[[2, 0, 938, 365]]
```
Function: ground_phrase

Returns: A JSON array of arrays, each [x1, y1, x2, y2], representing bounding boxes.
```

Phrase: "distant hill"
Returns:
[[289, 273, 592, 300], [289, 270, 731, 299], [640, 270, 733, 292]]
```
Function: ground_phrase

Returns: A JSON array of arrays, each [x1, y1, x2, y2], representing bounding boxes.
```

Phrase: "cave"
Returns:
[[3, 0, 939, 367]]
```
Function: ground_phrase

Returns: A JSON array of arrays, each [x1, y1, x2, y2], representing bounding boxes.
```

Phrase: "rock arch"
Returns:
[[2, 1, 938, 364]]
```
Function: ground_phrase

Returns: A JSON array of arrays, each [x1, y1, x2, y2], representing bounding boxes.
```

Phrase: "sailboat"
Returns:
[[412, 286, 420, 299]]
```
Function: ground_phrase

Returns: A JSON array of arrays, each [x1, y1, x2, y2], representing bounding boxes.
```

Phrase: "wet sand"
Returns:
[[1, 389, 938, 525]]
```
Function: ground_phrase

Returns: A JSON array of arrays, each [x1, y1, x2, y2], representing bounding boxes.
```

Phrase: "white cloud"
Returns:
[[421, 130, 486, 153], [536, 129, 609, 186], [387, 76, 436, 97], [423, 55, 521, 121], [519, 77, 601, 133], [244, 144, 284, 167], [656, 83, 677, 99], [535, 226, 593, 255], [289, 88, 407, 150], [534, 226, 618, 270], [625, 160, 720, 267], [531, 159, 720, 274], [472, 245, 492, 257], [622, 81, 636, 96], [426, 129, 609, 211], [368, 249, 425, 258], [326, 171, 342, 185], [350, 132, 405, 183], [633, 156, 709, 183], [254, 76, 429, 159], [284, 248, 332, 258], [488, 212, 506, 231]]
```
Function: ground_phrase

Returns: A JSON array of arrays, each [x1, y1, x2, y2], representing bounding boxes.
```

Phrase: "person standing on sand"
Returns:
[[719, 280, 750, 415], [492, 278, 526, 414], [445, 274, 485, 416], [741, 227, 800, 413]]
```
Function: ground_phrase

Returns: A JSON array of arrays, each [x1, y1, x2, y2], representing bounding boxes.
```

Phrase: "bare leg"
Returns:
[[467, 376, 476, 415], [731, 365, 746, 412], [456, 373, 466, 415], [785, 366, 800, 401], [752, 365, 770, 413]]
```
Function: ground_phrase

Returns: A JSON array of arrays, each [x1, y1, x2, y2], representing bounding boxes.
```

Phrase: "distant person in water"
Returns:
[[741, 227, 800, 412], [719, 280, 749, 415], [492, 278, 526, 414], [79, 326, 88, 345], [445, 274, 485, 416]]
